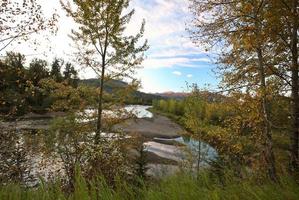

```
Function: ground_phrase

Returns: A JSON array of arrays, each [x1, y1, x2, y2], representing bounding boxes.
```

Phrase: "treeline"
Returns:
[[153, 95, 235, 129], [152, 99, 185, 116], [152, 98, 232, 126], [152, 92, 232, 125], [0, 52, 79, 116], [0, 52, 155, 118]]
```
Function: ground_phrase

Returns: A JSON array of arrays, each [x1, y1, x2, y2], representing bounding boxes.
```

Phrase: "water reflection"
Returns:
[[124, 105, 153, 118], [80, 105, 153, 123], [145, 136, 217, 165]]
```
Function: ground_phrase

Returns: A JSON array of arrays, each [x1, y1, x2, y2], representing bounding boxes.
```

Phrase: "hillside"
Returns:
[[79, 78, 163, 105]]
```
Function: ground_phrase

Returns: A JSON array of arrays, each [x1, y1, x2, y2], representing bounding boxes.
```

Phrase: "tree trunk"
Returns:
[[290, 0, 299, 171], [197, 141, 201, 173], [257, 47, 277, 181], [95, 64, 105, 144]]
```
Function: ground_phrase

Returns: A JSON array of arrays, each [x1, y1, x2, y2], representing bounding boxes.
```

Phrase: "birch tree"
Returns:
[[61, 0, 148, 144]]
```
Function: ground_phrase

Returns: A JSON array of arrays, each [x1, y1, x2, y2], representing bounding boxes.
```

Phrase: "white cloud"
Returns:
[[187, 74, 193, 78], [191, 57, 211, 62], [142, 57, 190, 68], [172, 71, 182, 76], [141, 56, 211, 69]]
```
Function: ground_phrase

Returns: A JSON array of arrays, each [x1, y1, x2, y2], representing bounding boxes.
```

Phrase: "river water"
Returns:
[[124, 105, 217, 176]]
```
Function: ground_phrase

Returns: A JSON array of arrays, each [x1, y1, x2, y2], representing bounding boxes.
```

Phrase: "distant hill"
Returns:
[[154, 92, 189, 100], [155, 91, 227, 103], [79, 78, 163, 105], [79, 78, 127, 93]]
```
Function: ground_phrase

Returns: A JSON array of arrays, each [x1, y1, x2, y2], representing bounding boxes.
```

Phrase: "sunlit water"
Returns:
[[145, 137, 217, 165], [79, 105, 153, 122], [124, 105, 153, 118]]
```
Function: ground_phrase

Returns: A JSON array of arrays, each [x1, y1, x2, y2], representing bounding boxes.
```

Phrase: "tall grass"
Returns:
[[1, 172, 298, 200]]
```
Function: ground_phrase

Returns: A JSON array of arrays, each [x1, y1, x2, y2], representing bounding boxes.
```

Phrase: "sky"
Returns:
[[2, 0, 219, 93]]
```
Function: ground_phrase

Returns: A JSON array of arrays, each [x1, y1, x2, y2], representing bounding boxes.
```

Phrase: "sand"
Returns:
[[113, 114, 185, 139]]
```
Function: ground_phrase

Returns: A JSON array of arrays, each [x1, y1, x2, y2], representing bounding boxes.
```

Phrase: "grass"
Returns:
[[1, 172, 299, 200], [143, 173, 299, 200]]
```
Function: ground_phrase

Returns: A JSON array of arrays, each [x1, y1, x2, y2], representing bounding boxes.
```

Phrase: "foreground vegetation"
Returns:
[[1, 171, 299, 200]]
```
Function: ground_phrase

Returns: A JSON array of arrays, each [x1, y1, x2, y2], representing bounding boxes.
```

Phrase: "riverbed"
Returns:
[[1, 105, 217, 178]]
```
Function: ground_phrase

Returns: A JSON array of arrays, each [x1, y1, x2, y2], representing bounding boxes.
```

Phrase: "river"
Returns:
[[118, 105, 217, 176]]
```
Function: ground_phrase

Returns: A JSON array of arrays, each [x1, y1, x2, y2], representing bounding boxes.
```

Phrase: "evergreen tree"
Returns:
[[63, 62, 79, 87], [50, 58, 63, 82]]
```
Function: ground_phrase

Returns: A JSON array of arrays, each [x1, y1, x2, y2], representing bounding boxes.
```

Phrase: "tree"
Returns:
[[289, 0, 299, 170], [265, 0, 299, 172], [0, 0, 58, 52], [26, 59, 50, 112], [188, 0, 278, 180], [0, 129, 33, 185], [63, 62, 79, 87], [0, 52, 33, 116], [50, 58, 63, 82], [61, 0, 148, 144], [28, 59, 49, 85], [45, 114, 93, 188], [289, 0, 299, 172]]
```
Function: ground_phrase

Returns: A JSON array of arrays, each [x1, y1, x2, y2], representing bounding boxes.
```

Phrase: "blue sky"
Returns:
[[127, 0, 219, 92], [2, 0, 219, 93]]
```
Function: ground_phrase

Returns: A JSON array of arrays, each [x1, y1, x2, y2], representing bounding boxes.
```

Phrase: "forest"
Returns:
[[0, 0, 299, 199]]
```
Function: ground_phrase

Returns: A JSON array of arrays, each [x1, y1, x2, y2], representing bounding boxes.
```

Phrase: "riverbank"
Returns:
[[113, 114, 184, 139], [0, 112, 66, 130], [0, 108, 185, 139]]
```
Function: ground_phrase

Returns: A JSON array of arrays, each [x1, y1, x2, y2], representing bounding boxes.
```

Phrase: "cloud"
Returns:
[[172, 71, 182, 76], [126, 0, 208, 70], [141, 55, 211, 69], [142, 57, 194, 68], [191, 57, 211, 62], [187, 74, 193, 78]]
